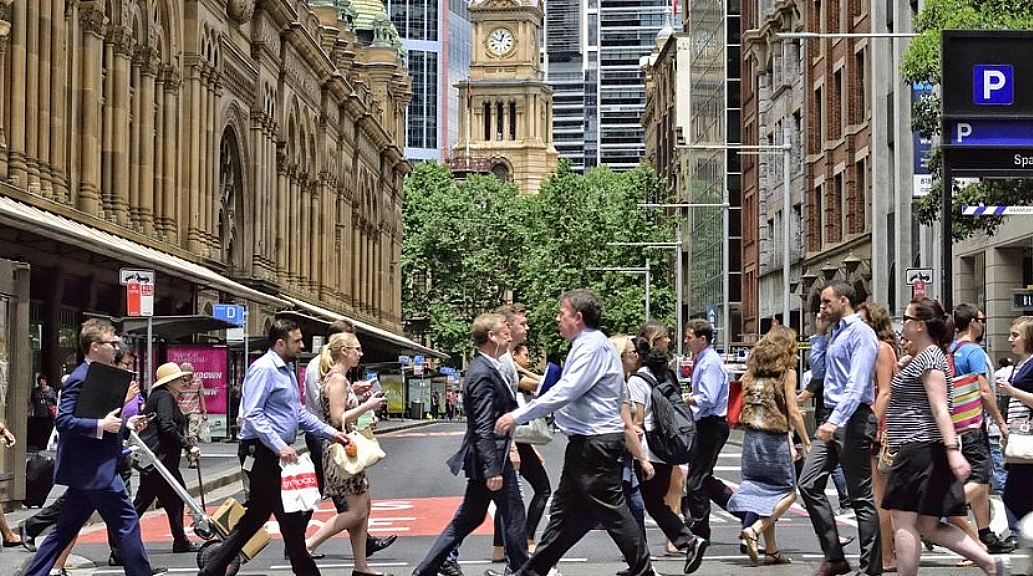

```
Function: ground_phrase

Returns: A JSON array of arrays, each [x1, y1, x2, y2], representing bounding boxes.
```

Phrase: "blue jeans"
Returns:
[[988, 434, 1008, 492]]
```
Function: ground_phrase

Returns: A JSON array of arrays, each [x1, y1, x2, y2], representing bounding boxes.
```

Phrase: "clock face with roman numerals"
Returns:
[[487, 27, 515, 56]]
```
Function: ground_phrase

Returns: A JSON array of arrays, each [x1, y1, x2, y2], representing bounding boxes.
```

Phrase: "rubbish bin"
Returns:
[[410, 401, 424, 420]]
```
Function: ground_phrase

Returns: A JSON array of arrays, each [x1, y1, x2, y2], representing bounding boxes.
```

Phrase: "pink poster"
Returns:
[[166, 346, 229, 415]]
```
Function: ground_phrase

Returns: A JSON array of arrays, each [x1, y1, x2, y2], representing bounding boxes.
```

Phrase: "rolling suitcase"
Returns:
[[25, 451, 55, 507]]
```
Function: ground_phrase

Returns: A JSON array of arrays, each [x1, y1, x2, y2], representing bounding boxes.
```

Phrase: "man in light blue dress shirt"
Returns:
[[798, 281, 880, 576], [496, 290, 663, 576], [199, 318, 350, 576], [680, 318, 729, 562]]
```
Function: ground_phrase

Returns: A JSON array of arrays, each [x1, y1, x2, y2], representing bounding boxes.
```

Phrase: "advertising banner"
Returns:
[[167, 346, 229, 439]]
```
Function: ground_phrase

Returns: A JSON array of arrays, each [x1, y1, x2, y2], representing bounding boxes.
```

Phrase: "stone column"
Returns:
[[129, 55, 141, 227], [49, 0, 68, 201], [111, 30, 132, 226], [138, 47, 157, 236], [275, 150, 288, 282], [7, 0, 27, 185], [153, 71, 165, 236], [77, 3, 105, 216], [161, 67, 179, 242], [300, 178, 311, 290], [351, 213, 360, 308], [187, 60, 203, 252], [25, 0, 40, 189], [38, 0, 53, 196], [0, 1, 16, 180], [101, 36, 114, 214], [206, 73, 220, 254]]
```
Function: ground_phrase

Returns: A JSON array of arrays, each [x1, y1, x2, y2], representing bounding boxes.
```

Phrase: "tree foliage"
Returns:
[[402, 160, 675, 364], [901, 0, 1033, 239]]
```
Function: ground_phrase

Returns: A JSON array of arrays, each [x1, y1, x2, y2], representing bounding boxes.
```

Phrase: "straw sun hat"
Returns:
[[152, 362, 192, 389]]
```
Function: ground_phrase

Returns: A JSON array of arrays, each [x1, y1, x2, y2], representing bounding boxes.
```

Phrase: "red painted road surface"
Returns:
[[76, 498, 492, 543]]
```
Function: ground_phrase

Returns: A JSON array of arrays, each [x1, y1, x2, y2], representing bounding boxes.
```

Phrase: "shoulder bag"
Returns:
[[514, 391, 553, 445], [328, 427, 387, 479], [1005, 418, 1033, 465], [738, 373, 790, 434]]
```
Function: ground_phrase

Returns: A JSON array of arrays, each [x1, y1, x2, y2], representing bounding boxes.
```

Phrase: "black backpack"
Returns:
[[635, 369, 698, 465]]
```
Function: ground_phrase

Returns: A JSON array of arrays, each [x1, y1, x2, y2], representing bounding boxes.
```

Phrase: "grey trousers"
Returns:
[[798, 404, 882, 575]]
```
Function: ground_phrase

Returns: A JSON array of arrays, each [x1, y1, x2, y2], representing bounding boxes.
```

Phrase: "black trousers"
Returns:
[[199, 441, 319, 576], [415, 461, 528, 575], [637, 460, 693, 549], [494, 442, 553, 545], [516, 433, 652, 576], [683, 416, 730, 539], [133, 455, 189, 546], [798, 404, 881, 575], [23, 494, 66, 539]]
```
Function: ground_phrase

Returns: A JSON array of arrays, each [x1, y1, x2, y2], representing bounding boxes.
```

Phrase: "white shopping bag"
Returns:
[[280, 453, 320, 513]]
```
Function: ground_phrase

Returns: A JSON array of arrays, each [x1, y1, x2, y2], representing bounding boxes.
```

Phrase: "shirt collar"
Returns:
[[267, 349, 288, 370], [835, 312, 862, 333]]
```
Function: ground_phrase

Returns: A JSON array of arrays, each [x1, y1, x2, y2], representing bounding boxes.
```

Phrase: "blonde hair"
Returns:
[[608, 333, 634, 356], [319, 331, 359, 380]]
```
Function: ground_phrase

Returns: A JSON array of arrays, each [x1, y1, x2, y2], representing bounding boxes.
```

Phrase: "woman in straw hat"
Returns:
[[131, 362, 201, 554]]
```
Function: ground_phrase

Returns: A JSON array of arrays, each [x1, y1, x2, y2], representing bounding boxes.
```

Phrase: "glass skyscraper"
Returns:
[[389, 0, 472, 161], [544, 0, 673, 171]]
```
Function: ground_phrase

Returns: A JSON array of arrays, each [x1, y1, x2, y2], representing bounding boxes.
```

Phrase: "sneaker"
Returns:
[[983, 532, 1018, 554], [438, 559, 465, 576], [683, 536, 708, 574]]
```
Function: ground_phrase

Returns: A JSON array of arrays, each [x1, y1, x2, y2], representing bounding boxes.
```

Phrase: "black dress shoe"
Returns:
[[109, 553, 123, 567], [19, 524, 36, 553], [438, 558, 465, 576], [483, 569, 514, 576], [367, 534, 398, 557], [172, 541, 200, 553], [815, 559, 852, 576], [151, 566, 168, 575]]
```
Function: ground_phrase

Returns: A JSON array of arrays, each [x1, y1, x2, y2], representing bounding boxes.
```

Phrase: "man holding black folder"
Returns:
[[23, 319, 155, 576]]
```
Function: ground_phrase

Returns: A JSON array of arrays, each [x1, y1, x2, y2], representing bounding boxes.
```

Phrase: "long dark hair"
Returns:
[[635, 320, 672, 380]]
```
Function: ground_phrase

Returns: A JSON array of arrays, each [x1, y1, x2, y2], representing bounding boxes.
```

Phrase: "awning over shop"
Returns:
[[0, 195, 286, 307], [279, 294, 446, 359], [116, 315, 240, 340]]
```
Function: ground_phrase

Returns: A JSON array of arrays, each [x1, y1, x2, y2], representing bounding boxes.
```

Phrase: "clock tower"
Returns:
[[451, 0, 557, 195]]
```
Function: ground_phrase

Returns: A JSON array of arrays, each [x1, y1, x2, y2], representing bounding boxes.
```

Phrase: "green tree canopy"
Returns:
[[901, 0, 1033, 239], [402, 160, 676, 364]]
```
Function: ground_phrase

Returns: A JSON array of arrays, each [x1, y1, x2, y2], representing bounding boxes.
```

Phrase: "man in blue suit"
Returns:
[[412, 313, 528, 576], [23, 318, 154, 576]]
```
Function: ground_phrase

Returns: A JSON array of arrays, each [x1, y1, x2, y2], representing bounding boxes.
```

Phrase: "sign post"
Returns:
[[120, 268, 156, 388]]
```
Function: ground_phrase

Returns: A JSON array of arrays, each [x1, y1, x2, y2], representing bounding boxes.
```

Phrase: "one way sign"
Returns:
[[905, 268, 934, 286]]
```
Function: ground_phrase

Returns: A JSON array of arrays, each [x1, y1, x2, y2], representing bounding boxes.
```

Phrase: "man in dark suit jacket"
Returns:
[[23, 319, 154, 576], [412, 313, 529, 576]]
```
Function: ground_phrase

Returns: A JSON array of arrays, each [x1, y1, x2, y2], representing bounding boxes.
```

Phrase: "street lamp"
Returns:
[[674, 138, 793, 348], [587, 259, 652, 320], [774, 30, 919, 312], [609, 233, 682, 355]]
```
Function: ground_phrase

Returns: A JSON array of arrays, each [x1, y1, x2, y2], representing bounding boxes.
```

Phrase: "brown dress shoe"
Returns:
[[815, 559, 852, 576]]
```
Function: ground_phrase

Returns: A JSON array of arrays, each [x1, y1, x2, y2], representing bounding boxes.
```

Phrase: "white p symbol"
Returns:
[[956, 122, 972, 143], [983, 70, 1007, 100]]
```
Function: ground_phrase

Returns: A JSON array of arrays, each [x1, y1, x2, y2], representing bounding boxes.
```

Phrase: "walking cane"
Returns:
[[194, 450, 207, 511]]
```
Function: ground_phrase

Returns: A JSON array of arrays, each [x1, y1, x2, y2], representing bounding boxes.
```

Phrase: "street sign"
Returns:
[[913, 279, 927, 299], [413, 355, 425, 377], [906, 268, 934, 286], [706, 304, 718, 327], [212, 304, 246, 326], [121, 268, 155, 317], [948, 120, 1033, 146], [212, 303, 246, 342], [120, 268, 155, 286]]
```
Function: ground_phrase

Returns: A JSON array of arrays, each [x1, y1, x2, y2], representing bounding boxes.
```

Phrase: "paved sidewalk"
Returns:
[[4, 417, 434, 576]]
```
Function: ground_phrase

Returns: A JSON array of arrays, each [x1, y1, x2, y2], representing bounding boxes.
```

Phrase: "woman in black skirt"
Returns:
[[882, 298, 1003, 576]]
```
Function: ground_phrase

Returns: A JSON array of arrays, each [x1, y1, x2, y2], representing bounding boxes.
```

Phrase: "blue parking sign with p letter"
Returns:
[[973, 65, 1014, 105]]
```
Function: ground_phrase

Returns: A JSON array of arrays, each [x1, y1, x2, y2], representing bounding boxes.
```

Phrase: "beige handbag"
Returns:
[[1005, 418, 1033, 465], [329, 427, 386, 478]]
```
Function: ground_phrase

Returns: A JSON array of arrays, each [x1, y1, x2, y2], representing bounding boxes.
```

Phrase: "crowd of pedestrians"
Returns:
[[7, 283, 1033, 576]]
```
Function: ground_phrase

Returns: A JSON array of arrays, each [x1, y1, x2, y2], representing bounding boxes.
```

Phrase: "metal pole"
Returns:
[[722, 190, 730, 354], [676, 227, 683, 357], [146, 317, 153, 391], [783, 131, 792, 327], [942, 164, 953, 309], [644, 258, 651, 321]]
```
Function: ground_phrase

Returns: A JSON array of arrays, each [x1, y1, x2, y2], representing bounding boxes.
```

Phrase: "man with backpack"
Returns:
[[680, 319, 730, 563], [949, 303, 1013, 553]]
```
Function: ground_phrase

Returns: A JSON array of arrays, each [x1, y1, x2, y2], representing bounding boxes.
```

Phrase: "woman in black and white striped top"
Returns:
[[881, 298, 1004, 576]]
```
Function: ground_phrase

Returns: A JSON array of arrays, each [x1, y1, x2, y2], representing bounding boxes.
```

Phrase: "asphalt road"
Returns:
[[59, 421, 1027, 576]]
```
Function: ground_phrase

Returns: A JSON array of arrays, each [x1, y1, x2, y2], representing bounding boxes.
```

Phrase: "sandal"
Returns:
[[740, 526, 760, 563], [764, 550, 792, 565]]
